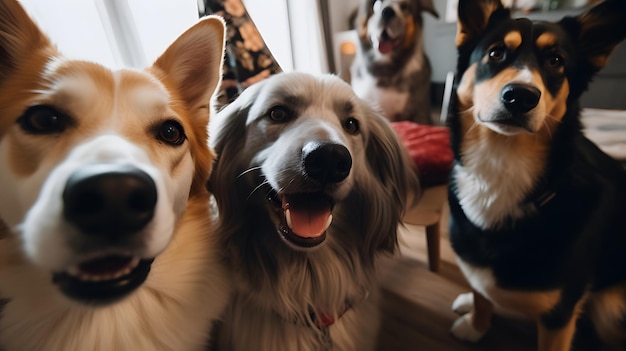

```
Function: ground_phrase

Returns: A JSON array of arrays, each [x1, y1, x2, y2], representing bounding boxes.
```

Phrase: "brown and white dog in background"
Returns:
[[0, 1, 229, 349], [351, 0, 438, 124]]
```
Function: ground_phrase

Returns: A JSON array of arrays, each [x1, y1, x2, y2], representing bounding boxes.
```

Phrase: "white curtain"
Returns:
[[285, 0, 329, 74], [20, 0, 329, 75], [246, 0, 329, 74]]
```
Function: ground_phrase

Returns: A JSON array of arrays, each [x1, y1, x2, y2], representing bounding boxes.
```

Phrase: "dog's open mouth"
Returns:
[[269, 191, 334, 249], [53, 255, 154, 304], [378, 30, 400, 54]]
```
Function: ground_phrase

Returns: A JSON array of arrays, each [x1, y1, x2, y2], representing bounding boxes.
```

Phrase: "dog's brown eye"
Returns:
[[268, 106, 291, 123], [488, 47, 506, 61], [343, 118, 360, 135], [546, 54, 563, 68], [18, 105, 71, 134], [157, 120, 186, 146]]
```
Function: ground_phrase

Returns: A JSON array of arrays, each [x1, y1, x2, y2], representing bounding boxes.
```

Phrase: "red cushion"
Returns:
[[392, 121, 453, 187]]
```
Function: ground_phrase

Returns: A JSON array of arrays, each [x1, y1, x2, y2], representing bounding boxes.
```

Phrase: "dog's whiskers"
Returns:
[[466, 121, 481, 135], [458, 106, 475, 116], [540, 114, 562, 139], [458, 107, 482, 137], [238, 166, 262, 180], [248, 179, 270, 201]]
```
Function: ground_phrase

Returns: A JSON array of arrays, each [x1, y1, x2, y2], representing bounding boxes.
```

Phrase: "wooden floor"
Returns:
[[374, 203, 605, 351], [374, 203, 531, 351]]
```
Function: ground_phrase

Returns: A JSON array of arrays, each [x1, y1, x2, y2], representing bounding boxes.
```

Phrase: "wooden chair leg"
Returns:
[[426, 223, 440, 272]]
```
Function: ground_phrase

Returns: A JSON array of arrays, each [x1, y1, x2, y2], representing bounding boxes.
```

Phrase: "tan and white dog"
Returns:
[[351, 0, 438, 124], [0, 1, 229, 350]]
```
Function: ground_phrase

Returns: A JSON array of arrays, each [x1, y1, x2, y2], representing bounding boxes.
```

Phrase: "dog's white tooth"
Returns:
[[325, 214, 333, 231], [118, 267, 131, 278], [285, 209, 292, 229], [115, 269, 130, 279], [67, 266, 80, 277]]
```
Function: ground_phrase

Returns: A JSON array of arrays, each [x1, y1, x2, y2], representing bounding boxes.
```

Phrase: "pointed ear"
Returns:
[[152, 15, 226, 112], [456, 0, 504, 47], [571, 0, 626, 71], [0, 0, 54, 82], [419, 0, 440, 19]]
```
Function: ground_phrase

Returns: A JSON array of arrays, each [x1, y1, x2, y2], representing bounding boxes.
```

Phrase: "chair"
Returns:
[[392, 121, 452, 272]]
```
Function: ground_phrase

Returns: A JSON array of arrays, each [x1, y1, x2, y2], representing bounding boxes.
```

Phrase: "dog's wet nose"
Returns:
[[302, 142, 352, 184], [63, 164, 157, 236], [501, 83, 541, 114], [381, 6, 396, 21]]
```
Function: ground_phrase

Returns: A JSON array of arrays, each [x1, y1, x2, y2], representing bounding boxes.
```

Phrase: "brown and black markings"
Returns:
[[446, 0, 626, 350]]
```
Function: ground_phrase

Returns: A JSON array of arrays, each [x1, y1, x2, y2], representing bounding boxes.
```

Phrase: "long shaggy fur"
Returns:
[[209, 72, 418, 350]]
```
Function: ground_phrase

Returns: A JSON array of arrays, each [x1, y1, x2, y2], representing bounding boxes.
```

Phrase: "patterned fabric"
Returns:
[[200, 0, 282, 109]]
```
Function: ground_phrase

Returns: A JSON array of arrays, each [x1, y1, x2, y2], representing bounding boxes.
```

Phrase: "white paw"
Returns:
[[451, 292, 473, 315], [450, 313, 488, 342]]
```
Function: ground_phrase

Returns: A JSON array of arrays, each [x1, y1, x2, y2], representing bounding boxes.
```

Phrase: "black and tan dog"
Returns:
[[351, 0, 438, 124], [447, 0, 626, 350]]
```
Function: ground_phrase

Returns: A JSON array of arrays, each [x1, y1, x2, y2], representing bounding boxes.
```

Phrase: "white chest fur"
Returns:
[[453, 140, 539, 229], [351, 74, 409, 122]]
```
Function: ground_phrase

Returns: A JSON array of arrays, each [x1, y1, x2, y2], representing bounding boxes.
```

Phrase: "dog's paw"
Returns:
[[451, 292, 473, 315], [450, 313, 488, 342]]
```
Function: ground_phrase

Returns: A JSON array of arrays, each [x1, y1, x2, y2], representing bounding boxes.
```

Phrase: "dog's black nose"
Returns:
[[381, 6, 396, 21], [302, 142, 352, 184], [501, 83, 541, 114], [63, 164, 157, 236]]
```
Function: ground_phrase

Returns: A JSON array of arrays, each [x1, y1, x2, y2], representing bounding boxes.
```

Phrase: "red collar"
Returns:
[[311, 302, 352, 328]]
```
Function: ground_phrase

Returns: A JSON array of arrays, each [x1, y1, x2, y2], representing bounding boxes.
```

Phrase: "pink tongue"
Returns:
[[283, 195, 332, 238], [378, 38, 394, 54]]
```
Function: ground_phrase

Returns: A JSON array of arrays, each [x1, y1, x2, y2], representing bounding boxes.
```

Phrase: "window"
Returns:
[[19, 0, 328, 74]]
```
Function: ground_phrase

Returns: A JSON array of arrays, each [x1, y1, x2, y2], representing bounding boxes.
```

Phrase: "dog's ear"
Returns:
[[419, 0, 440, 19], [565, 0, 626, 72], [365, 111, 419, 203], [209, 81, 264, 152], [456, 0, 505, 47], [363, 108, 420, 254], [0, 0, 54, 83], [207, 81, 264, 195], [152, 16, 226, 114]]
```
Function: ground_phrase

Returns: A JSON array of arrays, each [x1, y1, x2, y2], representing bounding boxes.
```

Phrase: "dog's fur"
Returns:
[[209, 72, 418, 350], [447, 0, 626, 349], [0, 1, 229, 349], [351, 0, 438, 124]]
